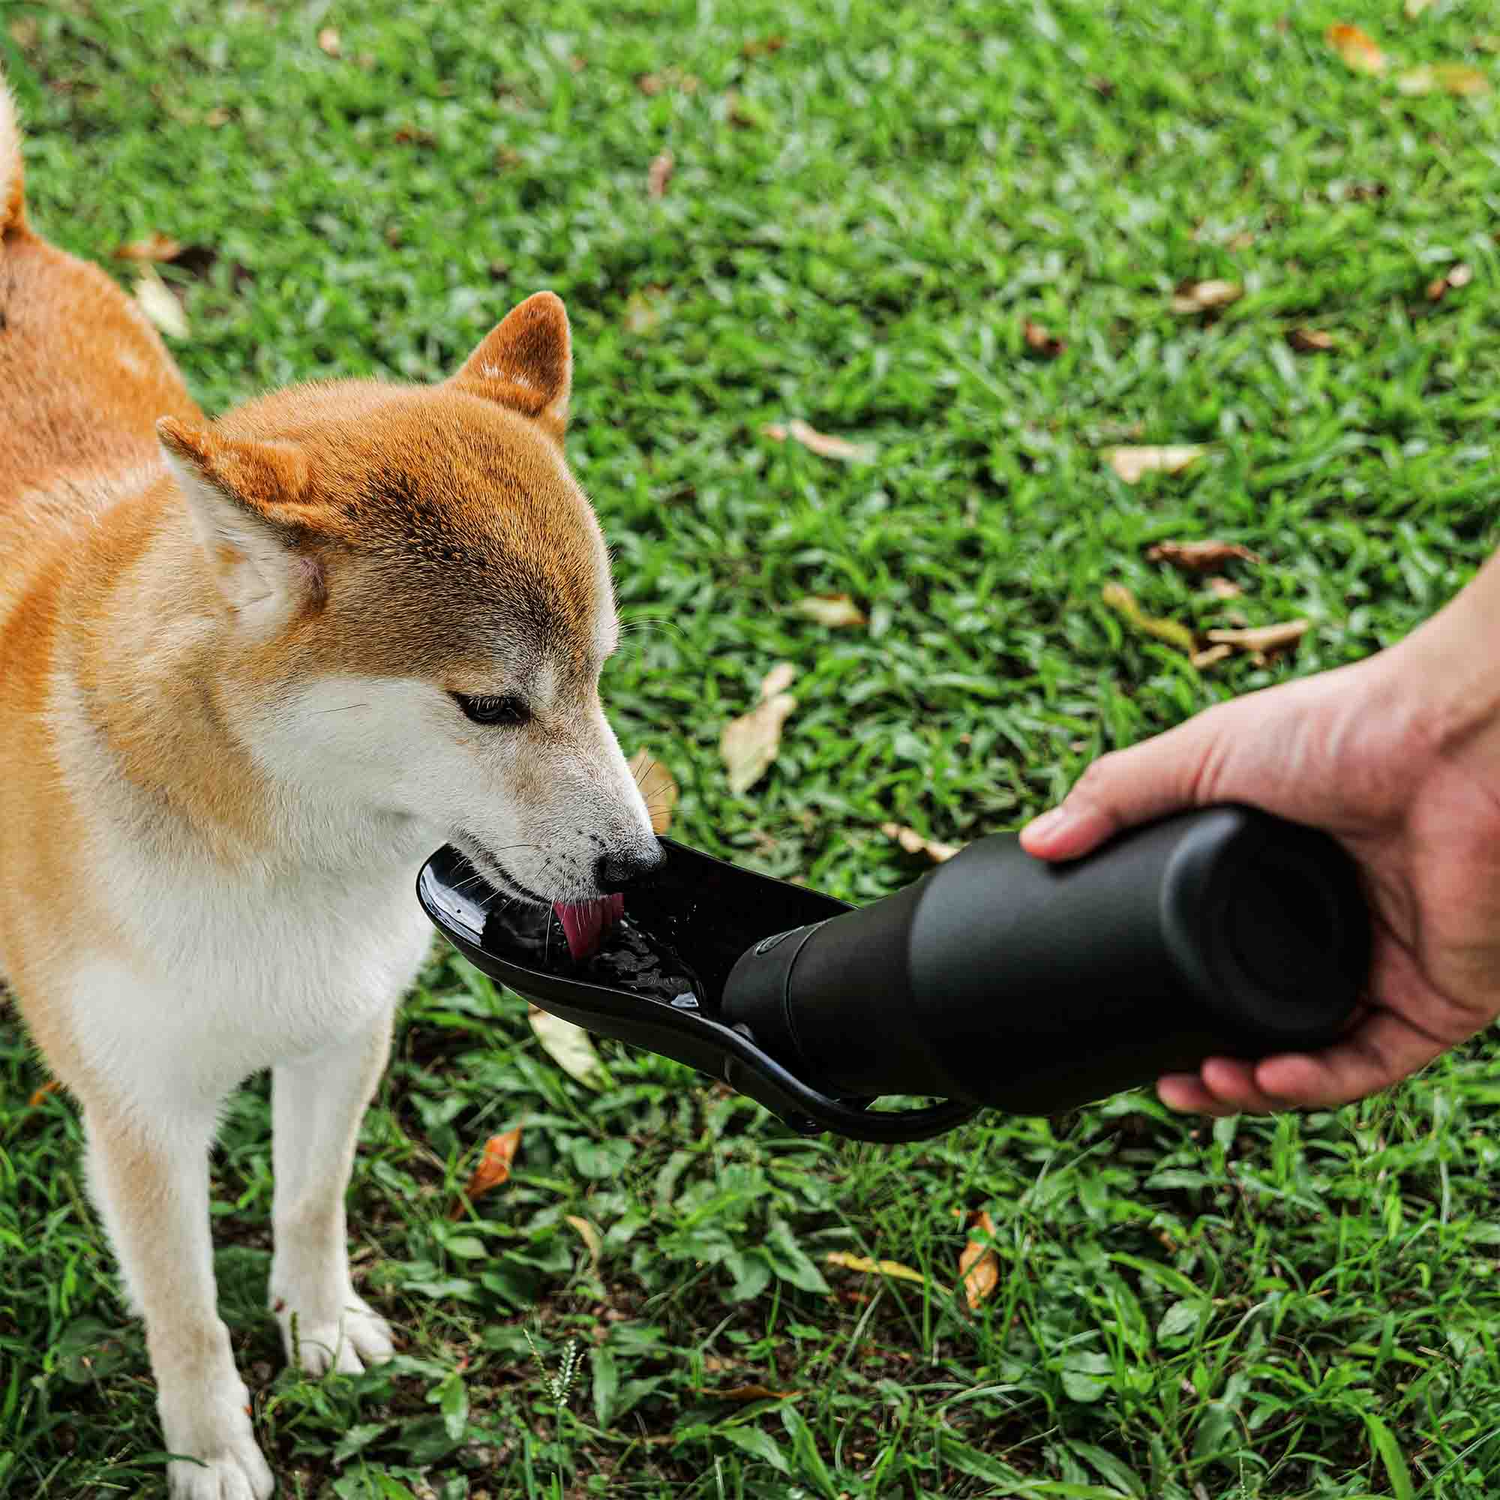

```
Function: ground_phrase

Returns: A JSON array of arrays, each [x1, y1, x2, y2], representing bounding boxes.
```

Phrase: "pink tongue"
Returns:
[[553, 894, 625, 961]]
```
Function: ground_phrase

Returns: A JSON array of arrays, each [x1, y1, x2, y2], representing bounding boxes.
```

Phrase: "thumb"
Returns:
[[1021, 704, 1235, 861]]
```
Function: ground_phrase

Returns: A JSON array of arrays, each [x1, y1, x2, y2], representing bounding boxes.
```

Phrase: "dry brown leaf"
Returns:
[[791, 594, 867, 628], [759, 661, 798, 700], [1106, 445, 1207, 484], [647, 150, 675, 199], [565, 1214, 603, 1269], [824, 1252, 929, 1287], [1326, 23, 1387, 74], [706, 1384, 803, 1402], [528, 1006, 605, 1086], [1205, 576, 1243, 600], [627, 747, 679, 834], [1101, 583, 1196, 653], [721, 693, 797, 796], [638, 73, 665, 95], [134, 266, 189, 340], [1397, 62, 1490, 95], [1022, 318, 1066, 358], [1146, 539, 1263, 572], [742, 35, 786, 58], [1170, 279, 1242, 315], [29, 1079, 60, 1108], [1288, 327, 1336, 353], [1206, 619, 1311, 655], [958, 1211, 1000, 1311], [317, 26, 341, 56], [1427, 262, 1473, 301], [449, 1127, 522, 1217], [882, 823, 960, 864], [114, 230, 183, 263], [1191, 643, 1234, 669], [763, 419, 875, 463]]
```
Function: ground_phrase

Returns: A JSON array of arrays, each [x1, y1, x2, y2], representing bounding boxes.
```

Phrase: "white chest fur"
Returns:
[[66, 833, 438, 1110]]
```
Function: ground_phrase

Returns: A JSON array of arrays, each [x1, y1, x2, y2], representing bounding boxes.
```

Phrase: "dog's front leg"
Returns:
[[86, 1102, 274, 1500], [269, 1006, 397, 1375]]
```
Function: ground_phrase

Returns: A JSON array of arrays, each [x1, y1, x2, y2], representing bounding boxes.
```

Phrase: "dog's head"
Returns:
[[157, 292, 660, 904]]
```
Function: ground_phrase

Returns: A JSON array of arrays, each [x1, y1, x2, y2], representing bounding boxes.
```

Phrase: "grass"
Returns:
[[4, 0, 1500, 1494]]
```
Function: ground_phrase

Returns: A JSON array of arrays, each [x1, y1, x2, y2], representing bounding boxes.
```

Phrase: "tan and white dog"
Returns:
[[0, 79, 661, 1498]]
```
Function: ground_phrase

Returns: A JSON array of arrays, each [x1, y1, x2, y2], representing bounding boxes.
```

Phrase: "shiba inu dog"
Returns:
[[0, 78, 661, 1498]]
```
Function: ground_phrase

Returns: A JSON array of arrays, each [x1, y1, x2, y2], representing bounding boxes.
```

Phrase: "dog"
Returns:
[[0, 77, 661, 1498]]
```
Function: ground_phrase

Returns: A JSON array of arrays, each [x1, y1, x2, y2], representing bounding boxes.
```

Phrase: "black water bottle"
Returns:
[[721, 807, 1369, 1115]]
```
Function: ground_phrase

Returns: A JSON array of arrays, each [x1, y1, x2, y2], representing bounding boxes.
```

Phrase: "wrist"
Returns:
[[1381, 558, 1500, 756]]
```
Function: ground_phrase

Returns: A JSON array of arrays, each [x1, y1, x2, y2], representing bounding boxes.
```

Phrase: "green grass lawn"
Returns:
[[6, 0, 1500, 1494]]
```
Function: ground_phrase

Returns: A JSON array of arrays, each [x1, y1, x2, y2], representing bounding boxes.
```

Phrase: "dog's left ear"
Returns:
[[451, 291, 572, 441]]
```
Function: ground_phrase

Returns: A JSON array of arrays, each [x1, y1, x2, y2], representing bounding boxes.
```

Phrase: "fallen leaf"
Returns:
[[706, 1384, 803, 1402], [1101, 583, 1196, 653], [622, 288, 666, 335], [762, 419, 876, 463], [791, 594, 867, 628], [29, 1079, 60, 1108], [565, 1214, 603, 1269], [317, 26, 341, 56], [1191, 643, 1234, 669], [1397, 62, 1489, 96], [1287, 327, 1336, 353], [742, 35, 786, 58], [528, 1006, 605, 1087], [647, 150, 674, 199], [1205, 576, 1243, 600], [824, 1252, 929, 1286], [114, 230, 183, 263], [1427, 262, 1473, 301], [637, 73, 665, 94], [204, 106, 230, 127], [958, 1211, 1000, 1311], [134, 266, 188, 340], [721, 692, 797, 796], [1022, 318, 1066, 357], [1145, 539, 1263, 572], [1405, 0, 1434, 14], [1106, 445, 1206, 485], [449, 1128, 522, 1218], [759, 661, 798, 699], [626, 747, 679, 834], [1326, 23, 1387, 74], [881, 823, 960, 864], [726, 90, 769, 129], [1170, 279, 1242, 314], [1206, 619, 1311, 655]]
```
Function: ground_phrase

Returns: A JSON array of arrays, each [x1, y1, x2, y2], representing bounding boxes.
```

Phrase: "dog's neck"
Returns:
[[59, 471, 432, 881]]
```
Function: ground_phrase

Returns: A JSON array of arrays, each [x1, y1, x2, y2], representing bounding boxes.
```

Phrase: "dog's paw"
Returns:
[[276, 1293, 395, 1376], [160, 1362, 274, 1500], [168, 1439, 275, 1500]]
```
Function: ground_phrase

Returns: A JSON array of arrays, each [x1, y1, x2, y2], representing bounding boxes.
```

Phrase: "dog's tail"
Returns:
[[0, 69, 26, 236]]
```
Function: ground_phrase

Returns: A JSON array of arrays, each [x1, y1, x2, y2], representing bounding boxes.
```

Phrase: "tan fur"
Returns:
[[0, 69, 656, 1497]]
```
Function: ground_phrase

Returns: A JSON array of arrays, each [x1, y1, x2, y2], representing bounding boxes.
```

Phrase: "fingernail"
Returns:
[[1024, 805, 1073, 841]]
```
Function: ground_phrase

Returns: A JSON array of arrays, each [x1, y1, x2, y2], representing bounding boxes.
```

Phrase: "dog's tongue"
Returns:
[[553, 895, 625, 961]]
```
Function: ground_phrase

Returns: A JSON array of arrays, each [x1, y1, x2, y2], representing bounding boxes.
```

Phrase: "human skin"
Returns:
[[1020, 552, 1500, 1116]]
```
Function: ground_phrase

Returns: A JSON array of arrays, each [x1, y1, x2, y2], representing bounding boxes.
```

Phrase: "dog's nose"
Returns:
[[594, 844, 665, 894]]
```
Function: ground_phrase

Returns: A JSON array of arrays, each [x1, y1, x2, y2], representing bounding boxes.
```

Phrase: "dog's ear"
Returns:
[[451, 291, 572, 440], [157, 417, 325, 625]]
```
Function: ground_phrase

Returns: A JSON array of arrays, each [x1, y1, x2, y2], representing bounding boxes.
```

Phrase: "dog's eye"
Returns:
[[452, 692, 531, 727]]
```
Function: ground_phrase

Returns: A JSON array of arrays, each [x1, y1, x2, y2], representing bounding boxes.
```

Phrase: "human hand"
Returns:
[[1019, 616, 1500, 1114]]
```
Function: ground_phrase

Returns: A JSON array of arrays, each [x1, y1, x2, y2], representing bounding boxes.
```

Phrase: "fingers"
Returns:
[[1021, 707, 1231, 862], [1252, 1014, 1449, 1108], [1157, 1016, 1450, 1115]]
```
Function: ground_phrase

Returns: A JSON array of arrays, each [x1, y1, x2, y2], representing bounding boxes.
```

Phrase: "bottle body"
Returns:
[[721, 807, 1369, 1114]]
